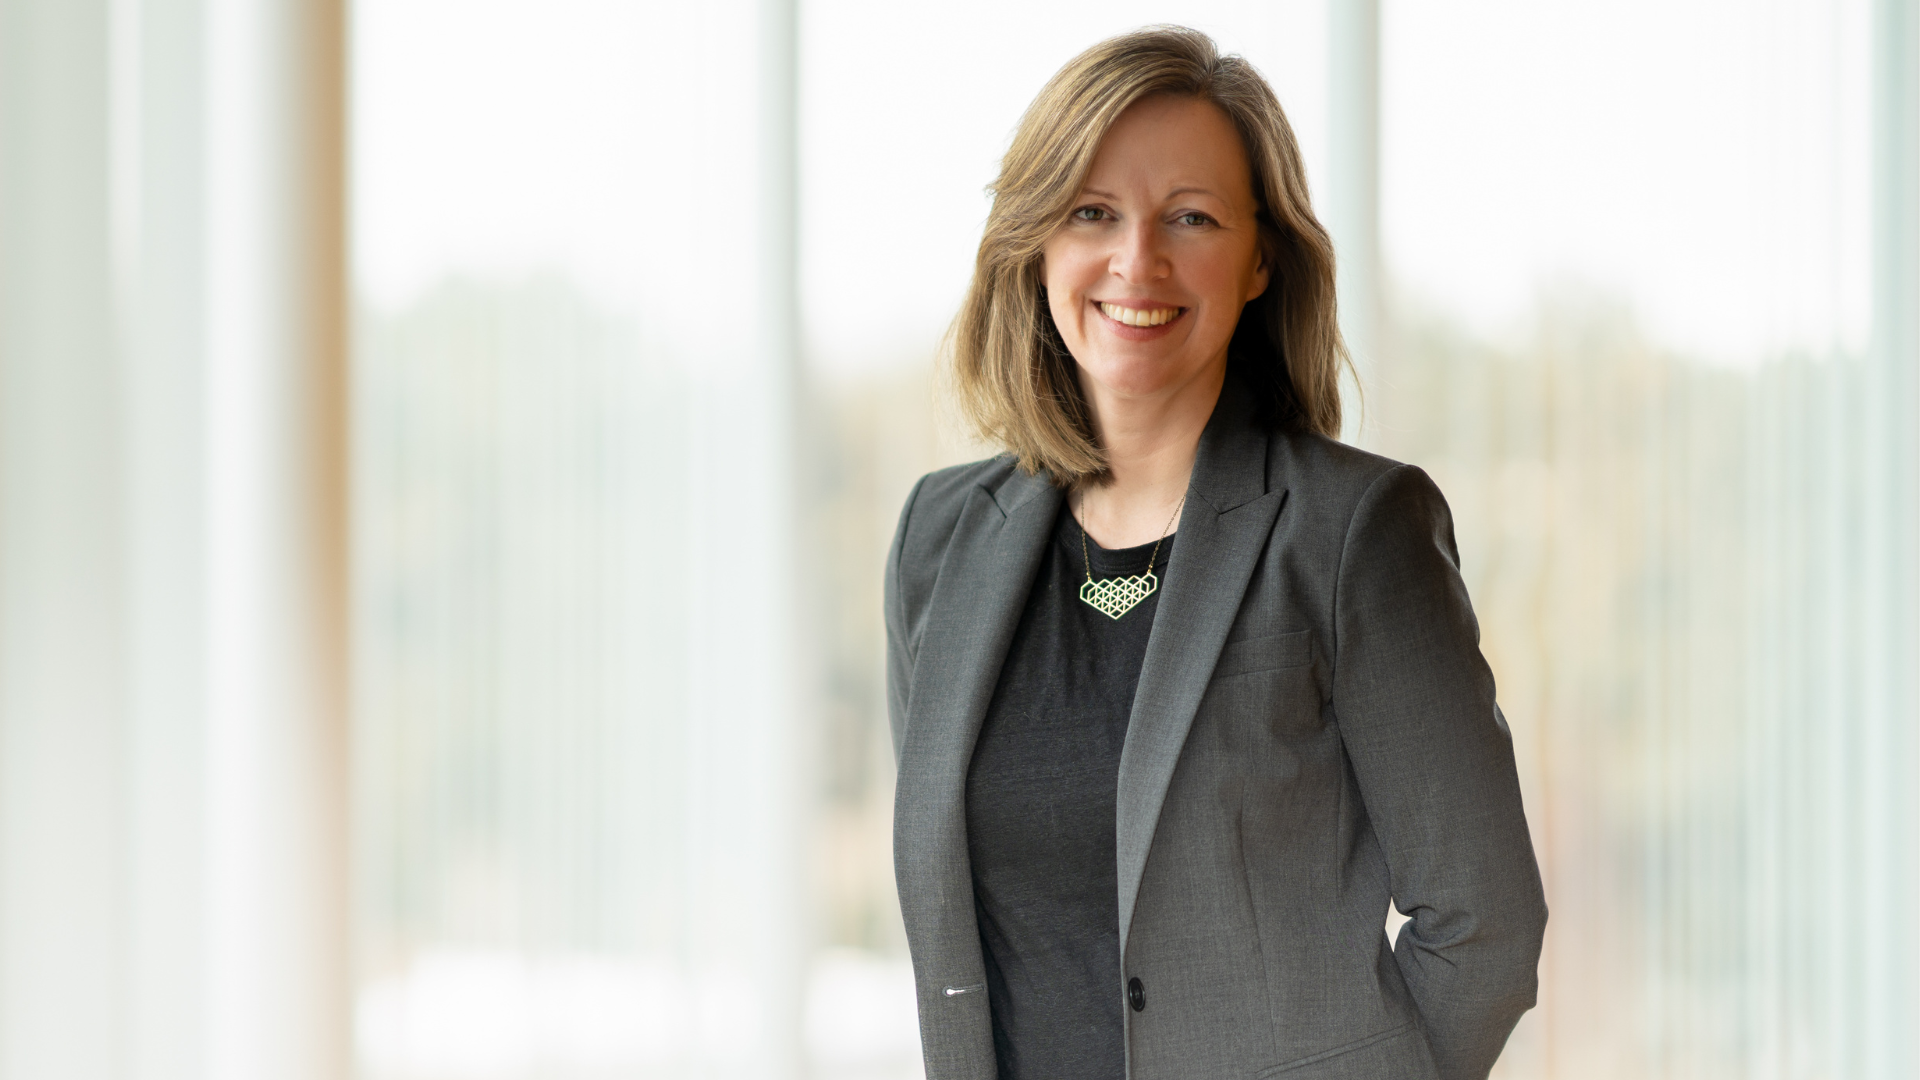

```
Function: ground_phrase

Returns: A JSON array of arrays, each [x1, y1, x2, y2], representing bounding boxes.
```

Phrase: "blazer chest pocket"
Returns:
[[1213, 628, 1313, 678]]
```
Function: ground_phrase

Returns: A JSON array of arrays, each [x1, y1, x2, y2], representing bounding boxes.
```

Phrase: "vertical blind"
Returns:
[[352, 0, 802, 1076], [1367, 1, 1918, 1074]]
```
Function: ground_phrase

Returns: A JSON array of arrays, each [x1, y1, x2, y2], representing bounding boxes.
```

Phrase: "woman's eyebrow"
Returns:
[[1080, 186, 1224, 200]]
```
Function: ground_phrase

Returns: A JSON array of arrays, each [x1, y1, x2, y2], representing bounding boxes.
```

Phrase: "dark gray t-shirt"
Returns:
[[966, 503, 1173, 1080]]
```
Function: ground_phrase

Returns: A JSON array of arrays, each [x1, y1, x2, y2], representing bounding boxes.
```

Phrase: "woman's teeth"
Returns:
[[1099, 302, 1180, 327]]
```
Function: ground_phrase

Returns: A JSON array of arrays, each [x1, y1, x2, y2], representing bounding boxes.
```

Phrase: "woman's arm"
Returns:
[[1331, 464, 1548, 1080]]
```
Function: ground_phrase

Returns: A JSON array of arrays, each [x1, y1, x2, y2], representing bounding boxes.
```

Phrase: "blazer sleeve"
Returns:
[[884, 475, 928, 766], [1330, 464, 1548, 1080]]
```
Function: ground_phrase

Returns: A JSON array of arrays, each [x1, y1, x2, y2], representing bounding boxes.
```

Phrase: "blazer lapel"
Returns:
[[1115, 392, 1286, 954], [895, 466, 1063, 989]]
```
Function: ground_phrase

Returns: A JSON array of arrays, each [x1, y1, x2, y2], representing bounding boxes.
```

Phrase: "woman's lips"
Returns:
[[1095, 300, 1187, 339]]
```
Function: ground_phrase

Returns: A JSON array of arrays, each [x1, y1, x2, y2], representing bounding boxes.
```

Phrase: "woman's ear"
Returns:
[[1247, 248, 1273, 302]]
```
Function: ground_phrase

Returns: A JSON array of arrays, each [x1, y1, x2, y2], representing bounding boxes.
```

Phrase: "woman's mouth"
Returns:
[[1098, 301, 1185, 328]]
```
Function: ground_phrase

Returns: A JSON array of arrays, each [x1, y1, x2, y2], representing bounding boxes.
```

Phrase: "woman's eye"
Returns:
[[1178, 212, 1211, 227], [1073, 207, 1107, 222]]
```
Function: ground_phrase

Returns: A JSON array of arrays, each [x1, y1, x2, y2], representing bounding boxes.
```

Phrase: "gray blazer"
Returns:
[[884, 387, 1548, 1080]]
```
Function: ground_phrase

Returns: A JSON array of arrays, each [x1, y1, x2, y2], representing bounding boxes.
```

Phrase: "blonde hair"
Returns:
[[949, 26, 1350, 485]]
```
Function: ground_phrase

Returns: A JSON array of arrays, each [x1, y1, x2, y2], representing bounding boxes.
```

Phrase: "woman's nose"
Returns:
[[1109, 221, 1168, 283]]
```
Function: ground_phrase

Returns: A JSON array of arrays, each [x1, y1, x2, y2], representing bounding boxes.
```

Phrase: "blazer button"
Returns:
[[1127, 976, 1146, 1012]]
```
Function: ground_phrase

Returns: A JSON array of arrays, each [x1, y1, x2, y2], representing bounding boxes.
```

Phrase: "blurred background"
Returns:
[[0, 0, 1916, 1078]]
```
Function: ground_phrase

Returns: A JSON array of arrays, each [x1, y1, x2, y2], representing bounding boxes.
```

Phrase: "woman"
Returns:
[[884, 26, 1546, 1080]]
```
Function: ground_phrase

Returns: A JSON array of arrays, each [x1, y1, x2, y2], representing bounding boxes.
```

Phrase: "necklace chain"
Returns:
[[1076, 490, 1186, 620]]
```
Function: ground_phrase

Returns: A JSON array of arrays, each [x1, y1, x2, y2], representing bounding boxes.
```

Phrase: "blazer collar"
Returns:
[[1115, 383, 1288, 956], [986, 460, 1058, 519], [1186, 378, 1271, 514]]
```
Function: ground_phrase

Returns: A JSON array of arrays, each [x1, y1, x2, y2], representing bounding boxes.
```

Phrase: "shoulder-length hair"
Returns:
[[949, 25, 1350, 485]]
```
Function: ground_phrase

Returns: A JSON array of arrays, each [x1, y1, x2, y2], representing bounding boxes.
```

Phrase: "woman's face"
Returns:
[[1042, 95, 1270, 409]]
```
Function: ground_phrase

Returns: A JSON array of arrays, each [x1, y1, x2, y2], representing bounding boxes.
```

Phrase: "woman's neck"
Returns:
[[1073, 362, 1225, 548]]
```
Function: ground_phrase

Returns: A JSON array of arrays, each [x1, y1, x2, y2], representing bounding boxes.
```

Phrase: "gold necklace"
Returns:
[[1076, 491, 1186, 620]]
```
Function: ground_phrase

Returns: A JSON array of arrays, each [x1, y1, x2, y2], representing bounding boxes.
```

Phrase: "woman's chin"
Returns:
[[1077, 355, 1224, 404]]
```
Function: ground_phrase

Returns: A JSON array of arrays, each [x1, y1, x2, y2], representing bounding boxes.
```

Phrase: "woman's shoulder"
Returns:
[[1266, 429, 1456, 552], [1269, 428, 1436, 501], [887, 455, 1043, 626], [895, 454, 1052, 533], [905, 454, 1018, 511]]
